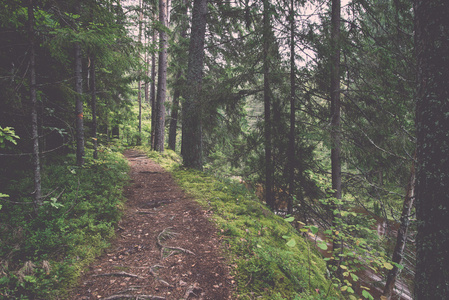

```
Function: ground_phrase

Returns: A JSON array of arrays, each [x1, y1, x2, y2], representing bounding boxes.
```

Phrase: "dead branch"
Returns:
[[0, 197, 34, 204]]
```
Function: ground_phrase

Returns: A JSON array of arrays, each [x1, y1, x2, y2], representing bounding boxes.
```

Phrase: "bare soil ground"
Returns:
[[69, 149, 233, 300]]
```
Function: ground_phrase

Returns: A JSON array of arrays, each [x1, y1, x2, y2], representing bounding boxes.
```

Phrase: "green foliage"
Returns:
[[0, 146, 129, 299], [324, 202, 390, 299], [141, 149, 341, 299], [294, 169, 395, 299], [0, 126, 19, 149]]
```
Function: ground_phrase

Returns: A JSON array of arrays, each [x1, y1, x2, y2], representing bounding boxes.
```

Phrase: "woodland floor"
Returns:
[[69, 149, 234, 300]]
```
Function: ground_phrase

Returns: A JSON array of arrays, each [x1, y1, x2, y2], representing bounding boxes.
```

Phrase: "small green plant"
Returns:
[[293, 171, 395, 300]]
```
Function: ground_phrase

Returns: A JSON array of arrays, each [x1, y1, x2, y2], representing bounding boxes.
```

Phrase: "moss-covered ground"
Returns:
[[0, 145, 129, 299], [141, 147, 341, 299]]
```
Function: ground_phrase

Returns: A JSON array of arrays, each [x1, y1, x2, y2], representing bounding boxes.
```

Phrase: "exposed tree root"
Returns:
[[92, 271, 143, 279], [137, 210, 156, 215], [164, 246, 195, 255], [158, 279, 172, 287], [156, 227, 177, 247], [136, 264, 173, 287], [117, 286, 143, 294], [102, 294, 165, 300], [183, 282, 202, 300], [157, 228, 195, 259]]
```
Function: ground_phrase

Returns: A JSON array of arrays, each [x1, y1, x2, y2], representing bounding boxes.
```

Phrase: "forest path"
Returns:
[[70, 149, 233, 300]]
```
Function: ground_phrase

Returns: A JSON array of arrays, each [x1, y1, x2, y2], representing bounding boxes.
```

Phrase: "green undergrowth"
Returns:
[[139, 147, 340, 299], [0, 146, 129, 299]]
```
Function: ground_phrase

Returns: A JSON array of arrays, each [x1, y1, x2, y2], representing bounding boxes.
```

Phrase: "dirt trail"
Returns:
[[70, 149, 233, 300]]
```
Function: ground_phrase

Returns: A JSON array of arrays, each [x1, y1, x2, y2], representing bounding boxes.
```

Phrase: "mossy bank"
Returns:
[[0, 146, 129, 299]]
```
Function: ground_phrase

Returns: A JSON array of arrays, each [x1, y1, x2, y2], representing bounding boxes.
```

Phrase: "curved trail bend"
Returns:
[[70, 149, 233, 300]]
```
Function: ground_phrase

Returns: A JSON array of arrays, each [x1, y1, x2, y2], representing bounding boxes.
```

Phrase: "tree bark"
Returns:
[[330, 0, 343, 268], [168, 75, 181, 151], [263, 0, 274, 210], [181, 0, 207, 169], [287, 0, 295, 215], [382, 155, 415, 299], [145, 44, 149, 105], [154, 0, 168, 152], [168, 0, 188, 152], [28, 0, 42, 210], [74, 1, 84, 166], [137, 0, 143, 145], [150, 26, 157, 147], [90, 57, 98, 159], [414, 1, 449, 298], [330, 0, 341, 206]]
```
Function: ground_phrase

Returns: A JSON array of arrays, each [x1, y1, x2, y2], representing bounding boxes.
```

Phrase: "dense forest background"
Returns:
[[1, 0, 448, 299]]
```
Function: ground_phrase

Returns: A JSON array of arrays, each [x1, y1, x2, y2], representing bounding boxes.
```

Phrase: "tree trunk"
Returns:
[[150, 26, 157, 147], [137, 0, 143, 145], [414, 1, 449, 298], [74, 2, 84, 166], [168, 0, 188, 152], [263, 0, 274, 210], [287, 0, 295, 215], [90, 57, 98, 159], [144, 3, 149, 107], [330, 0, 341, 207], [154, 0, 168, 152], [382, 155, 415, 299], [330, 0, 342, 268], [181, 0, 207, 169], [28, 0, 42, 210], [168, 75, 181, 151], [145, 42, 150, 105]]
